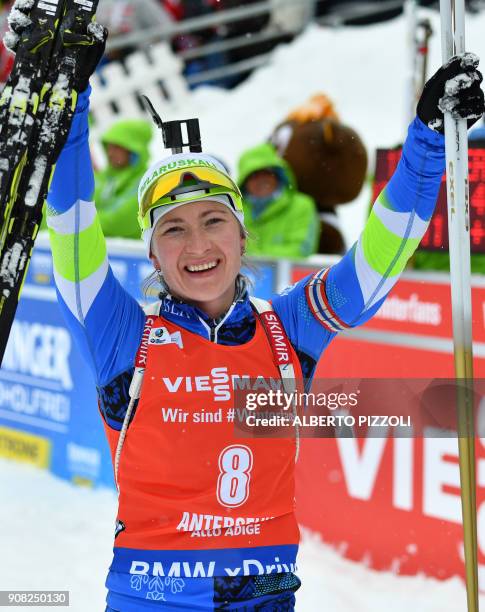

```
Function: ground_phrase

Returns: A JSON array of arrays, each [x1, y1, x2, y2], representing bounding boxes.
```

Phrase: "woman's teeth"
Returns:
[[186, 261, 218, 272]]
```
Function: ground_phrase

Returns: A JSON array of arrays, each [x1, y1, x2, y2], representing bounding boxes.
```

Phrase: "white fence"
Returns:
[[90, 42, 188, 141], [87, 0, 440, 160]]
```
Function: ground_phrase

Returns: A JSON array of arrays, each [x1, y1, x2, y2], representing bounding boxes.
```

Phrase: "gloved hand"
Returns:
[[61, 15, 108, 92], [3, 0, 107, 93], [417, 52, 484, 133], [3, 0, 34, 54]]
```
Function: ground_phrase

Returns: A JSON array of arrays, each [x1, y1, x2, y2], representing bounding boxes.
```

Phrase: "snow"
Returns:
[[88, 21, 106, 43], [24, 155, 47, 207], [1, 458, 483, 612], [7, 7, 31, 31], [461, 52, 480, 68], [14, 0, 35, 10], [3, 30, 19, 53], [0, 459, 114, 611], [428, 117, 443, 131]]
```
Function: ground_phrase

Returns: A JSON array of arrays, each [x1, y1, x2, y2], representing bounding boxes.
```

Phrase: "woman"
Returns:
[[94, 118, 153, 240], [45, 48, 483, 612], [237, 143, 319, 259]]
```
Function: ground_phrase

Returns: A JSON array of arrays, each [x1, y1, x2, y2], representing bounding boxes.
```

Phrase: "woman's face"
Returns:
[[244, 169, 279, 199], [106, 143, 131, 168], [150, 200, 246, 318]]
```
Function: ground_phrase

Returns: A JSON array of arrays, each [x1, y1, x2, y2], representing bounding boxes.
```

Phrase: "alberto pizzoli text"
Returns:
[[245, 414, 411, 428], [242, 390, 411, 428]]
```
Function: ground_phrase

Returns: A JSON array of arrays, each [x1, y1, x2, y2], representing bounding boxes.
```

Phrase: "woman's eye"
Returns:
[[206, 217, 224, 226], [163, 226, 183, 235]]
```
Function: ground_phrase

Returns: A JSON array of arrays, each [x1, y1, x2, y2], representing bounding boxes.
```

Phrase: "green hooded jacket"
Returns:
[[237, 143, 319, 259], [94, 119, 153, 239]]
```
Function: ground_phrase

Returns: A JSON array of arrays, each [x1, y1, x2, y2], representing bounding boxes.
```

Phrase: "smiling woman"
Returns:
[[150, 202, 244, 318], [137, 153, 248, 319], [43, 32, 485, 612]]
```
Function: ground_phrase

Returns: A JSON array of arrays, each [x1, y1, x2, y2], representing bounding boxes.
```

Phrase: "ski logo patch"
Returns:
[[149, 327, 183, 349], [38, 0, 61, 17], [74, 0, 94, 10]]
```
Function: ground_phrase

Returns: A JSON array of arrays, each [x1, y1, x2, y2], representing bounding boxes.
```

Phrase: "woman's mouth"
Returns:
[[185, 260, 220, 274]]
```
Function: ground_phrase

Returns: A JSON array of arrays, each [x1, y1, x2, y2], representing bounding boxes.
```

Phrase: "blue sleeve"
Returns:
[[47, 86, 145, 387], [274, 118, 446, 378], [48, 86, 95, 211]]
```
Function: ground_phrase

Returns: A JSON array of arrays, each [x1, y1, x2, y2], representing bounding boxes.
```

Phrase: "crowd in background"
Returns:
[[92, 92, 368, 260], [1, 0, 485, 268], [6, 1, 481, 86], [0, 0, 368, 263], [0, 0, 308, 86], [95, 0, 308, 88]]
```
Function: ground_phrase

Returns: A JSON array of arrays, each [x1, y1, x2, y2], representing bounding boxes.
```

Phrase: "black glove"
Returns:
[[61, 14, 108, 92], [3, 0, 34, 54], [3, 0, 107, 93], [417, 52, 484, 133]]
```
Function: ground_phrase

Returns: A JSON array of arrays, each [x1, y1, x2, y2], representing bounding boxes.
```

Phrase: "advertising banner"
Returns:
[[290, 264, 485, 586], [4, 238, 485, 587]]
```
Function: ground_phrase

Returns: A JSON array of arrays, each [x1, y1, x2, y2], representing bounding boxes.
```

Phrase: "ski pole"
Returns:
[[405, 0, 418, 128], [439, 1, 479, 610], [417, 19, 433, 95]]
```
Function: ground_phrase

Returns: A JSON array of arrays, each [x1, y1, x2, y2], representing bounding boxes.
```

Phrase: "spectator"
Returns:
[[211, 0, 292, 86], [94, 119, 153, 239], [96, 0, 173, 62], [315, 0, 436, 25], [238, 142, 319, 258], [166, 0, 235, 88], [97, 0, 172, 34], [161, 0, 184, 21]]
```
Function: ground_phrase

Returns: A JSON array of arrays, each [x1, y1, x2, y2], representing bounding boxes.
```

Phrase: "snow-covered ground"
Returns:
[[1, 458, 481, 612], [5, 7, 485, 611]]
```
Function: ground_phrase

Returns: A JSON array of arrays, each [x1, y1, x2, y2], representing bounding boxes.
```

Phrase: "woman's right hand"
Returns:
[[3, 0, 108, 93]]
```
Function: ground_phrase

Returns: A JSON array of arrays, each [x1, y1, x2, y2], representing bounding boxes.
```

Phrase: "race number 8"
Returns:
[[217, 445, 253, 508]]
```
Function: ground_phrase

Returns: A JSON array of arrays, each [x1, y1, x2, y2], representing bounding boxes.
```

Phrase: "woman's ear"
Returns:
[[149, 253, 160, 271], [240, 234, 246, 256]]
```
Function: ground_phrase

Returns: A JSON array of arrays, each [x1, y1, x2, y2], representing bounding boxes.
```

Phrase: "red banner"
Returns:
[[292, 266, 485, 586], [292, 265, 485, 345], [296, 436, 485, 580]]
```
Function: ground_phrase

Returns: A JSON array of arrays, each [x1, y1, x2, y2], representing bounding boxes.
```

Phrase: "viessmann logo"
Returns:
[[161, 368, 283, 402], [162, 367, 232, 401]]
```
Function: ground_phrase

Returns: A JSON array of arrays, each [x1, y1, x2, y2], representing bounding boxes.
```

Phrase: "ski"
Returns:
[[0, 0, 102, 364], [0, 0, 67, 254]]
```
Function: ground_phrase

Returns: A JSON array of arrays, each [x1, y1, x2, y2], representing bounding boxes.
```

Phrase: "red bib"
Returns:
[[106, 313, 302, 553]]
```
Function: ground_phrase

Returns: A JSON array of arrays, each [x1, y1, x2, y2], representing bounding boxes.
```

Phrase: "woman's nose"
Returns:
[[185, 228, 211, 255]]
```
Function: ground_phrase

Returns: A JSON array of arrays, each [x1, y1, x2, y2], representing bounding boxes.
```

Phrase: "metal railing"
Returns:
[[185, 54, 271, 86], [316, 0, 413, 26], [102, 0, 445, 88], [105, 0, 287, 52]]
